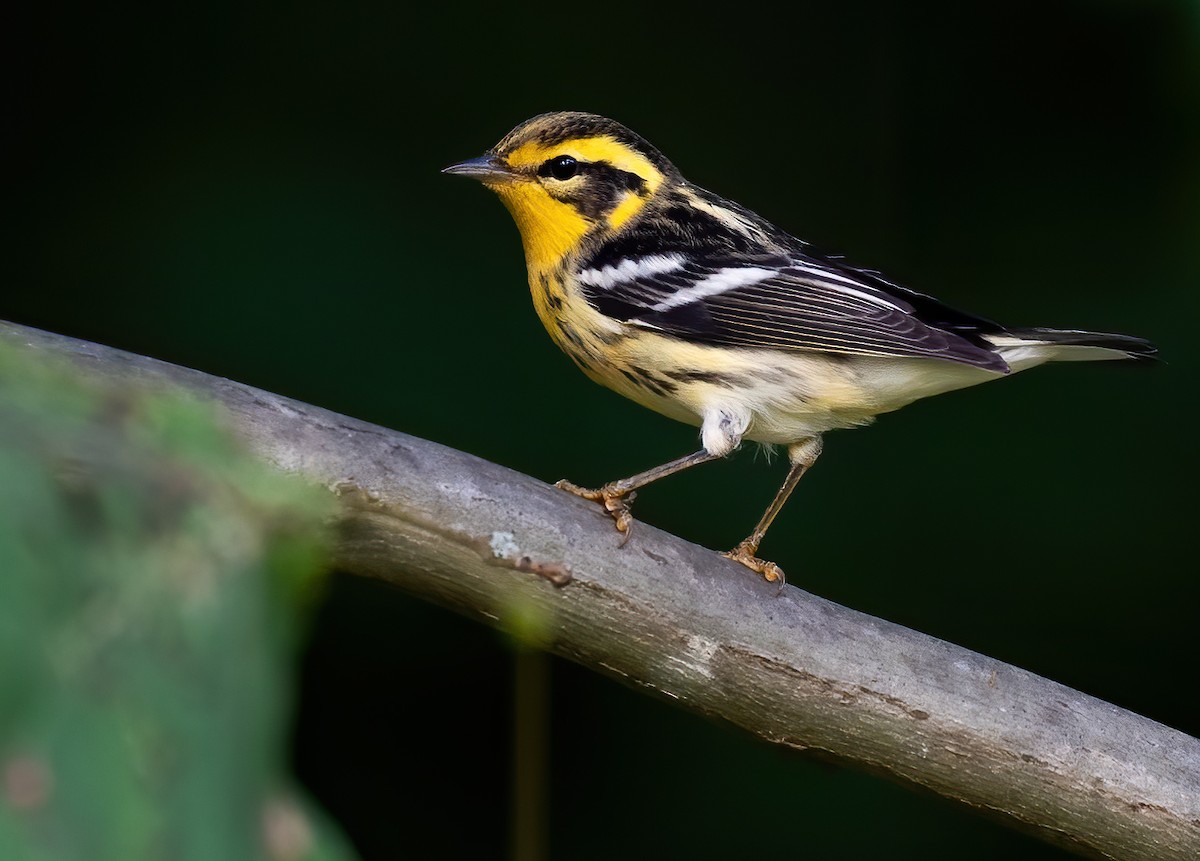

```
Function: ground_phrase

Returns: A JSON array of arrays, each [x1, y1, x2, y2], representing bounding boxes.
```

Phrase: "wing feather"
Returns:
[[579, 251, 1010, 372]]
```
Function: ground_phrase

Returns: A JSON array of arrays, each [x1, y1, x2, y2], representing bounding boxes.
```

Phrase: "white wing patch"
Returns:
[[651, 266, 775, 312], [578, 254, 686, 291], [787, 261, 908, 311], [819, 281, 908, 312]]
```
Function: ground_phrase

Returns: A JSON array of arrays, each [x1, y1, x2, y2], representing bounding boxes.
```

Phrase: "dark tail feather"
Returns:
[[1002, 327, 1159, 362]]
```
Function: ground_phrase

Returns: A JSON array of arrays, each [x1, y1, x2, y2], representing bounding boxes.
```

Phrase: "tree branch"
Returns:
[[4, 319, 1196, 860]]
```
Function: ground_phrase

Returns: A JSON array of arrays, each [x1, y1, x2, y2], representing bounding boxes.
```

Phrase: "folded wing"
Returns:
[[578, 251, 1011, 372]]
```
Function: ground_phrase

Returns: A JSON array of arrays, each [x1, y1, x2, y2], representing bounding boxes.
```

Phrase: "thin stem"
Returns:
[[511, 647, 549, 861]]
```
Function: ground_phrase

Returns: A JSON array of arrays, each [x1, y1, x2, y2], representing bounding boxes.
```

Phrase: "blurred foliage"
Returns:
[[0, 341, 353, 861]]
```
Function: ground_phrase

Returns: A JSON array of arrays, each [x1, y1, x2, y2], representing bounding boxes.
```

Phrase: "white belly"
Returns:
[[603, 332, 1014, 445]]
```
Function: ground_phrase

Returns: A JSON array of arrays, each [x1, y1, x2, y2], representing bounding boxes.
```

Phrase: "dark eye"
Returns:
[[539, 155, 579, 180]]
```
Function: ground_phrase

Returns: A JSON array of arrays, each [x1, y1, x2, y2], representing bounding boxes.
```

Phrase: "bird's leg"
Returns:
[[557, 450, 719, 544], [724, 437, 823, 584]]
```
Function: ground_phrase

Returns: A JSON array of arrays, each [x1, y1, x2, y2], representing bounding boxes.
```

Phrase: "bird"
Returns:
[[443, 111, 1156, 584]]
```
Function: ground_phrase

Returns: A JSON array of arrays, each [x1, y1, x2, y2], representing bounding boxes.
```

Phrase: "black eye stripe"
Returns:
[[621, 169, 648, 196], [539, 155, 579, 180], [537, 156, 649, 197]]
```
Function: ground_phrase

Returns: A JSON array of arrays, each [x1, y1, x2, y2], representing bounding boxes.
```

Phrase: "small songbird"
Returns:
[[444, 111, 1156, 583]]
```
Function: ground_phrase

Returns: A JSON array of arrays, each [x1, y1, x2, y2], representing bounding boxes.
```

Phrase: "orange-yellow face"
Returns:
[[444, 112, 673, 272]]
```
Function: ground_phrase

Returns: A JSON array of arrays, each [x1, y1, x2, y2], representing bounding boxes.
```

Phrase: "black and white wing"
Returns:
[[577, 251, 1011, 373]]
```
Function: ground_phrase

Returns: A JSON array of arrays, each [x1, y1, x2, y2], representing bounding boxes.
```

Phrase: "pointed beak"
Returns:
[[441, 154, 515, 183]]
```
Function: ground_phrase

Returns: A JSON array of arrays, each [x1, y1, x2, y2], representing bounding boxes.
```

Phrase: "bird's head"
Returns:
[[444, 111, 678, 270]]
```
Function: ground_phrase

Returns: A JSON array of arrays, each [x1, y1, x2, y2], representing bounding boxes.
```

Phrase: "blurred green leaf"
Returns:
[[0, 342, 355, 861]]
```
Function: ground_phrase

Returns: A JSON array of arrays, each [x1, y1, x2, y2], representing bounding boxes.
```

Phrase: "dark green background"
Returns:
[[12, 1, 1198, 858]]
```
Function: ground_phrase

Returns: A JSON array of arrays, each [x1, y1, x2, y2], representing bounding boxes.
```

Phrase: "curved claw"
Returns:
[[555, 479, 637, 545], [722, 540, 787, 586], [601, 491, 636, 545]]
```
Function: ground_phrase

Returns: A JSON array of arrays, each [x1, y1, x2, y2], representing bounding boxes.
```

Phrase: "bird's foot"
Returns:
[[723, 539, 786, 585], [555, 479, 636, 545]]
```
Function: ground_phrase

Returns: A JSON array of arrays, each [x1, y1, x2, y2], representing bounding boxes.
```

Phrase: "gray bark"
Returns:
[[3, 319, 1197, 860]]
